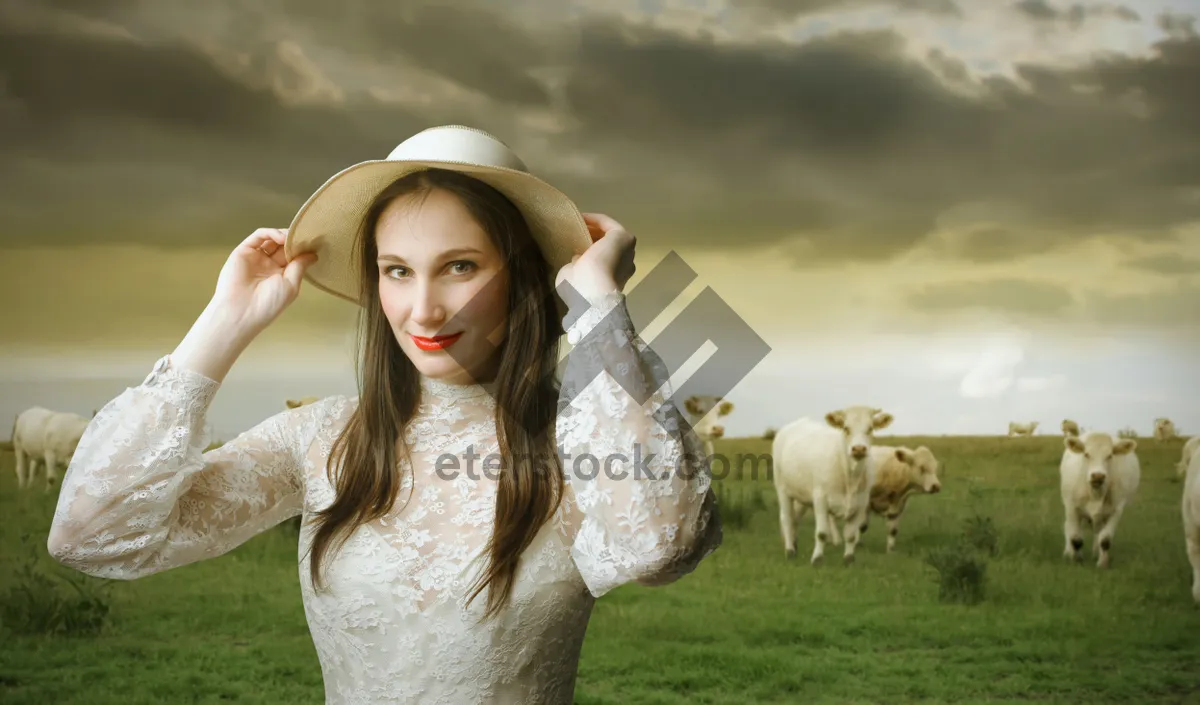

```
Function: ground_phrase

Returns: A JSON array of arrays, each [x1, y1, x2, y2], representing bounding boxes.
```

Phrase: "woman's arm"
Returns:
[[46, 354, 327, 580], [556, 290, 723, 598]]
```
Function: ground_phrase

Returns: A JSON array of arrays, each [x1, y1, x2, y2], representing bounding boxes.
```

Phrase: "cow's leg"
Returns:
[[1095, 506, 1126, 569], [886, 496, 910, 553], [792, 499, 808, 524], [14, 444, 28, 489], [1187, 528, 1200, 604], [827, 518, 843, 546], [776, 485, 798, 559], [1063, 507, 1084, 561], [27, 456, 42, 491], [842, 507, 864, 566], [811, 492, 830, 565], [42, 451, 58, 492], [886, 513, 902, 553]]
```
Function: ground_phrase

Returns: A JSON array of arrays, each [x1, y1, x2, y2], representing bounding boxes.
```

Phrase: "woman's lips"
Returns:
[[410, 332, 463, 351]]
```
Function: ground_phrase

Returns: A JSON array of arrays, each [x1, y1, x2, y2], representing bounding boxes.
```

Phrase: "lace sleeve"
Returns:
[[556, 291, 723, 598], [46, 355, 320, 580]]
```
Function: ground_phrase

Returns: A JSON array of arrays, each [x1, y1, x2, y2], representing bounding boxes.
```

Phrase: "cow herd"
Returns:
[[7, 397, 1200, 601], [683, 399, 1199, 602]]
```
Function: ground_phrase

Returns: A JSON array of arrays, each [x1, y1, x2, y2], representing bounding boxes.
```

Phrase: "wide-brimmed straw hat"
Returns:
[[284, 124, 593, 306]]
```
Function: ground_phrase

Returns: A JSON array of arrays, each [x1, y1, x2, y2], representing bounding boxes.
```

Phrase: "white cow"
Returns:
[[12, 407, 92, 491], [1155, 417, 1178, 441], [1009, 421, 1039, 437], [286, 396, 320, 409], [865, 445, 943, 553], [773, 405, 894, 565], [1062, 419, 1082, 438], [683, 395, 734, 467], [1060, 432, 1140, 569], [1181, 445, 1200, 603], [1177, 436, 1200, 479]]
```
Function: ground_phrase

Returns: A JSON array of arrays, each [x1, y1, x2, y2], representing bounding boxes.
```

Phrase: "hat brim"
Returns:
[[284, 159, 593, 307]]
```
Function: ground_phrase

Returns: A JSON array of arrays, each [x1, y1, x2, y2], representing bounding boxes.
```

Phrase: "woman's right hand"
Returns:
[[171, 228, 318, 383], [211, 228, 319, 336]]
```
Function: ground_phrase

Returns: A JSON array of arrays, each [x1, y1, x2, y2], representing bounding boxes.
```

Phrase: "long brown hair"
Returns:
[[305, 168, 566, 621]]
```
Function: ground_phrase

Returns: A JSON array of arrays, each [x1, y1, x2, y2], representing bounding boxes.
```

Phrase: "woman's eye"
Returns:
[[449, 261, 476, 274], [384, 265, 408, 278]]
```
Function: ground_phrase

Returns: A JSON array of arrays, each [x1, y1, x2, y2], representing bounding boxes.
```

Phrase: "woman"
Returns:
[[46, 125, 722, 704]]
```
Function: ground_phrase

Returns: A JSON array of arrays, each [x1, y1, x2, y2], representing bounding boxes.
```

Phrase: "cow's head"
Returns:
[[1065, 433, 1136, 490], [684, 395, 734, 440], [825, 405, 893, 462], [895, 445, 942, 494]]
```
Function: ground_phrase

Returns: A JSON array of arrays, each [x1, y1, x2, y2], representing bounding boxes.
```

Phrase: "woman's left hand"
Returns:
[[556, 213, 637, 304]]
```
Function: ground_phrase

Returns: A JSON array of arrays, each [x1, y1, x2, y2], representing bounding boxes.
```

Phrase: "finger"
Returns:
[[581, 213, 623, 233], [283, 252, 317, 290], [239, 228, 287, 251], [264, 242, 290, 269]]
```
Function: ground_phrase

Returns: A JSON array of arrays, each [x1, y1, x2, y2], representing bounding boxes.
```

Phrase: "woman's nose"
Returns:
[[409, 282, 447, 327]]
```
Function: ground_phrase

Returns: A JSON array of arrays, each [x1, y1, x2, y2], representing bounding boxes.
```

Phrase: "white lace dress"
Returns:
[[47, 291, 722, 704]]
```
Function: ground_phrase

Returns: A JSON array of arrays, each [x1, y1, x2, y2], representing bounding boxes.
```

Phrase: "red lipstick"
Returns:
[[411, 332, 463, 351]]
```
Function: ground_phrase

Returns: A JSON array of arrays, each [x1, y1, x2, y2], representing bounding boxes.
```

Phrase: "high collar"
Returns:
[[419, 374, 498, 401]]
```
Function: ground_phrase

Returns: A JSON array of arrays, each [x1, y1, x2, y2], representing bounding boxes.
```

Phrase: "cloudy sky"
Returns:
[[1, 0, 1197, 440]]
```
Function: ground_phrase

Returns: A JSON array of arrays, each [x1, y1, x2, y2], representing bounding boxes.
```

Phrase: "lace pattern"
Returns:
[[47, 292, 722, 704]]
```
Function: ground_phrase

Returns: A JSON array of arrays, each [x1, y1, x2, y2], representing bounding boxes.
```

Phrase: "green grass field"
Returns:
[[2, 434, 1198, 704]]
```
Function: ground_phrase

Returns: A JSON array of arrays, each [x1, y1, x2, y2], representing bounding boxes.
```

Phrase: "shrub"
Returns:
[[0, 532, 113, 636], [713, 482, 764, 531], [962, 513, 999, 557], [924, 542, 988, 605], [924, 513, 998, 605]]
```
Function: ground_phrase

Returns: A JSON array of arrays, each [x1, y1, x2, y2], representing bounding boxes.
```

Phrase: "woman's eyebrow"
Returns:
[[377, 248, 483, 263]]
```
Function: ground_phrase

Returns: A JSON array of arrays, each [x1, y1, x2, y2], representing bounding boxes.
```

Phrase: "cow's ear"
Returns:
[[825, 411, 845, 429], [872, 412, 894, 430], [718, 401, 734, 415], [286, 400, 300, 409], [685, 397, 700, 415], [1114, 439, 1137, 455], [1065, 436, 1085, 454], [895, 448, 914, 464]]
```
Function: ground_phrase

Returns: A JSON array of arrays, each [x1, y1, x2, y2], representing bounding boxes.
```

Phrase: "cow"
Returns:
[[683, 395, 734, 468], [1181, 444, 1200, 603], [1155, 417, 1179, 441], [772, 405, 894, 565], [1178, 436, 1200, 479], [864, 445, 943, 553], [1062, 419, 1082, 438], [12, 406, 92, 491], [1060, 432, 1140, 569], [286, 396, 320, 409], [1008, 421, 1039, 437]]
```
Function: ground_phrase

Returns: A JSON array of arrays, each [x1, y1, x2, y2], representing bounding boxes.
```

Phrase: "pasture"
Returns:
[[1, 433, 1199, 704]]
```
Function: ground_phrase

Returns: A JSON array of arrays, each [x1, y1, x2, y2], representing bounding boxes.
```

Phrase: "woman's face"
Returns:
[[374, 188, 509, 385]]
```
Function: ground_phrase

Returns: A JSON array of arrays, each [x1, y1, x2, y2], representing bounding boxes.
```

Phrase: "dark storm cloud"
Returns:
[[549, 16, 1200, 259], [0, 0, 1198, 266], [906, 278, 1077, 315], [1125, 255, 1200, 276], [1014, 1, 1140, 26], [927, 225, 1066, 262], [729, 0, 961, 20], [1080, 281, 1200, 328]]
